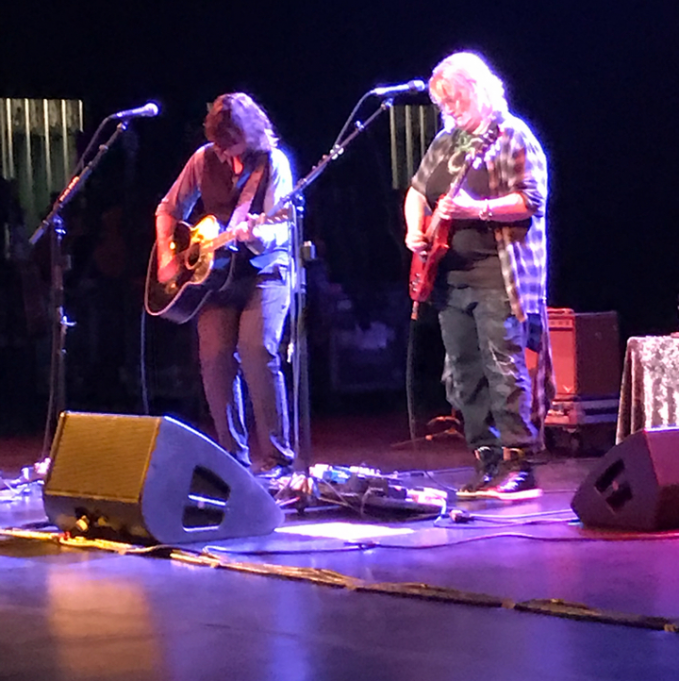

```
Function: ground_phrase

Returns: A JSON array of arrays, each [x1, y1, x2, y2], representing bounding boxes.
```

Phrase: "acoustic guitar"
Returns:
[[145, 209, 287, 324]]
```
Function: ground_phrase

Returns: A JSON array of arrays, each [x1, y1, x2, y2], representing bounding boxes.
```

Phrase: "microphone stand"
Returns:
[[288, 195, 312, 471], [279, 95, 395, 501], [29, 119, 130, 464]]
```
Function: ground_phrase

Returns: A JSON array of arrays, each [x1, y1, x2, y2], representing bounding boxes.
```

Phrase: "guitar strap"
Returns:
[[217, 155, 271, 288], [225, 158, 268, 231]]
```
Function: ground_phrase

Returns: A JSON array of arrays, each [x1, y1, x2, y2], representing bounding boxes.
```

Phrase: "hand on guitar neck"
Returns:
[[231, 212, 268, 245]]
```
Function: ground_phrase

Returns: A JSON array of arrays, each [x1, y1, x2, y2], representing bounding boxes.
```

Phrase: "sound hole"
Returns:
[[183, 466, 231, 530], [185, 242, 201, 269]]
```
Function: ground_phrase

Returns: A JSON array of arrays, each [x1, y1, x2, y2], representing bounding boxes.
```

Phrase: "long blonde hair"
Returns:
[[429, 52, 508, 123]]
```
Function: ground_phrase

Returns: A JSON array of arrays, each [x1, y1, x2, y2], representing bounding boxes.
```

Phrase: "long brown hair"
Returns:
[[204, 92, 278, 152]]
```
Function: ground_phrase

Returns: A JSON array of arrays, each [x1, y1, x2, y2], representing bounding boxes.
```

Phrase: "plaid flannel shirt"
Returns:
[[487, 114, 555, 436], [486, 113, 548, 322]]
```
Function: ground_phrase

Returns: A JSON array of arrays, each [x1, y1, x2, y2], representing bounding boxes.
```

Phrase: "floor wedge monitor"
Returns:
[[571, 427, 679, 531], [43, 411, 284, 544]]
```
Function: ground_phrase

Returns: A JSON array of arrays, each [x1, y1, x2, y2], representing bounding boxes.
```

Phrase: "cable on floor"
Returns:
[[1, 524, 677, 634]]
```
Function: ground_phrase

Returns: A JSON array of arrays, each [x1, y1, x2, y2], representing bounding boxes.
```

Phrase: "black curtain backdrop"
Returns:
[[2, 0, 678, 425]]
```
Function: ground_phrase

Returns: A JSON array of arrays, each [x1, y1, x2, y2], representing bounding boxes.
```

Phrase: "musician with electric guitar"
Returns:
[[404, 52, 554, 501], [152, 92, 295, 479]]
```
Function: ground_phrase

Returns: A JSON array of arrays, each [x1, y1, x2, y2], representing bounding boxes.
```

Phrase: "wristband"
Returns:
[[479, 199, 493, 221]]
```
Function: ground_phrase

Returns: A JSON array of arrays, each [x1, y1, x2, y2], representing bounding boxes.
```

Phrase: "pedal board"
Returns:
[[310, 464, 449, 515]]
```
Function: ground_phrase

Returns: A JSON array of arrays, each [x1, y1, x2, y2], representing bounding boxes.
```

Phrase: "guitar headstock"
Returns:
[[477, 121, 502, 156], [482, 121, 501, 146], [464, 122, 502, 170]]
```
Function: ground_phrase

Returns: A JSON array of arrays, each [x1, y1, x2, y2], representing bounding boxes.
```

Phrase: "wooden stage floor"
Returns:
[[1, 409, 678, 680]]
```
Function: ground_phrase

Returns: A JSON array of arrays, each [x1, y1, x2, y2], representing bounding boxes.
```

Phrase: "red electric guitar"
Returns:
[[408, 125, 501, 311]]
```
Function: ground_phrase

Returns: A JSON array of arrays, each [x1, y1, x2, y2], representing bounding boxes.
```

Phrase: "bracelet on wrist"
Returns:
[[479, 199, 493, 221]]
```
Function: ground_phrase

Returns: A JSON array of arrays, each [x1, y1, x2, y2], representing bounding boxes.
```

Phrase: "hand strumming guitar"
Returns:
[[157, 249, 179, 284], [156, 214, 179, 284], [404, 187, 482, 254], [405, 229, 428, 254], [404, 187, 430, 254], [436, 189, 481, 220]]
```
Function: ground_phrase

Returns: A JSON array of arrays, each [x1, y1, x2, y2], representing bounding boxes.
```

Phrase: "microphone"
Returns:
[[370, 80, 427, 97], [109, 102, 160, 120]]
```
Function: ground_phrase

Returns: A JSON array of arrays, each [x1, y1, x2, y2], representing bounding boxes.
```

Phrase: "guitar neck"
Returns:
[[196, 203, 289, 255], [426, 153, 475, 238], [203, 227, 237, 253]]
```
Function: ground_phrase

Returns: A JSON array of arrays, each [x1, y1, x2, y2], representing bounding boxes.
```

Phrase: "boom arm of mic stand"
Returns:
[[29, 121, 130, 246], [328, 91, 372, 153], [280, 97, 394, 208]]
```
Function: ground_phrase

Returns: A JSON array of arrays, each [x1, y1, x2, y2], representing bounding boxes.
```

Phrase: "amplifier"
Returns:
[[547, 308, 621, 399], [527, 308, 621, 400]]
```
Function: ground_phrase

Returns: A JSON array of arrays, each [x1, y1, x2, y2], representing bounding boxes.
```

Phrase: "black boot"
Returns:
[[457, 446, 502, 499], [483, 447, 542, 501]]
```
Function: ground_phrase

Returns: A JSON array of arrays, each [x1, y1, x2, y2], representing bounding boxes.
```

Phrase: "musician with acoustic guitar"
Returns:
[[154, 92, 295, 479], [404, 52, 554, 501]]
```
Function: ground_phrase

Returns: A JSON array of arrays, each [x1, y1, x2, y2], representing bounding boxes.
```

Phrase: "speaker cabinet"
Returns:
[[43, 412, 284, 544], [571, 428, 679, 531]]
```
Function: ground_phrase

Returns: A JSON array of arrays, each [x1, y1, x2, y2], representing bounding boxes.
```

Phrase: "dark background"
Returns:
[[1, 0, 678, 434]]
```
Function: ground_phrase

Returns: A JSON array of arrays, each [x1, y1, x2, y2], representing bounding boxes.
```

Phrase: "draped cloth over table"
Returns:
[[616, 335, 679, 443]]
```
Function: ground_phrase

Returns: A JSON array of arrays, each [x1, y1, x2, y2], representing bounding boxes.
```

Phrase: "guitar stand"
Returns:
[[391, 413, 465, 451]]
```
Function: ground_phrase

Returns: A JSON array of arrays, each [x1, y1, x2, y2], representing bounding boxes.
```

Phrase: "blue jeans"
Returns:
[[438, 285, 537, 452], [197, 266, 293, 466]]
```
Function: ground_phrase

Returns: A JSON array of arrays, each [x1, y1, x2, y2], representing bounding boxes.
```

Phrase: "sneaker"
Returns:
[[484, 461, 542, 501], [457, 446, 502, 500], [255, 459, 294, 480]]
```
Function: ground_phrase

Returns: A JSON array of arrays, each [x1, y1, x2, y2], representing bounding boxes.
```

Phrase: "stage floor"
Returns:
[[1, 411, 679, 680]]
